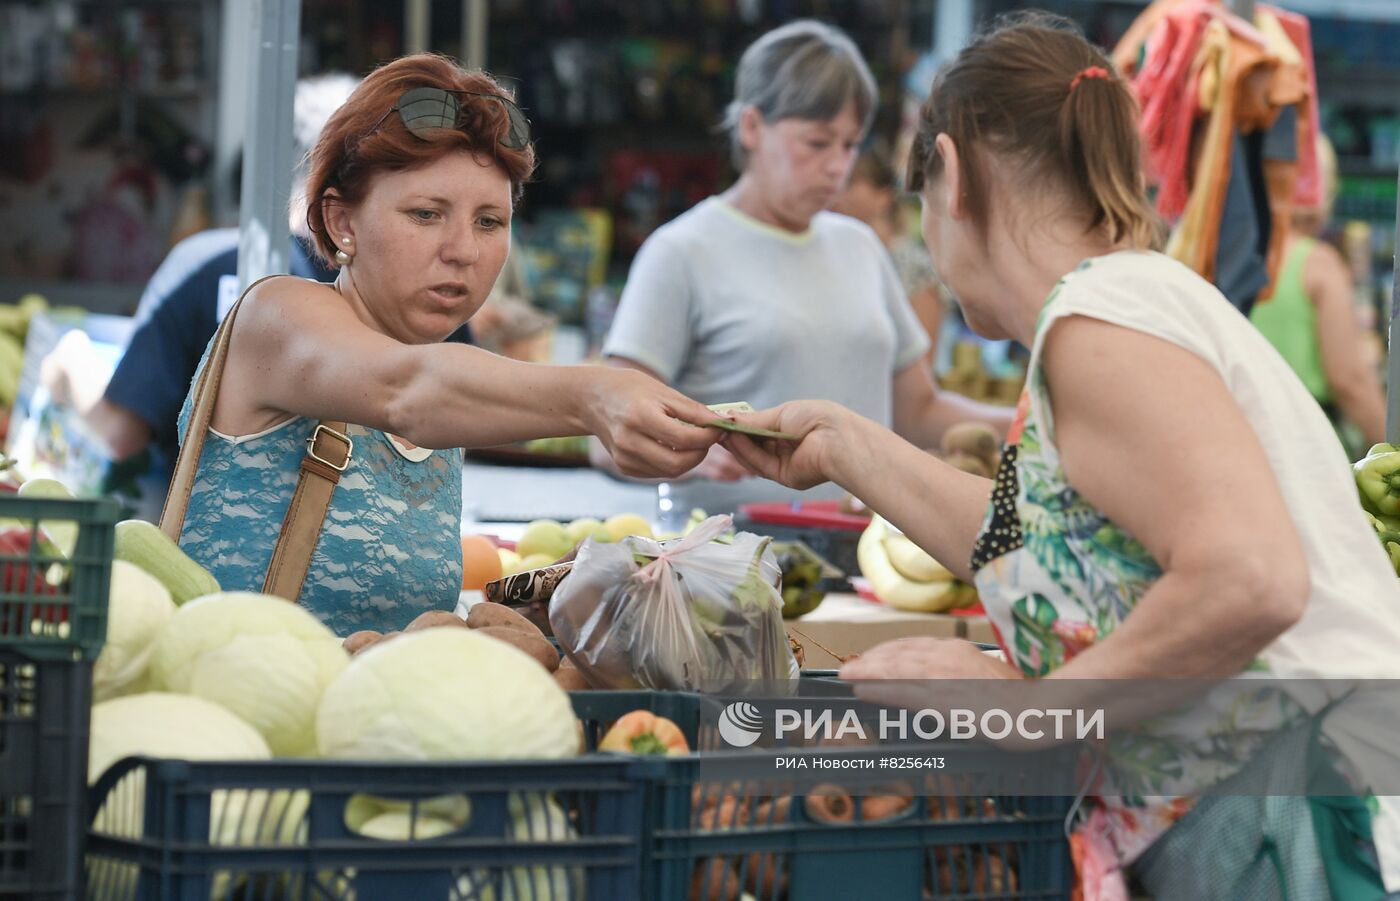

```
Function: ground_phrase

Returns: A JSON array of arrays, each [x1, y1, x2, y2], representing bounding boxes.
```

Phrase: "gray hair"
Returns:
[[722, 20, 877, 169]]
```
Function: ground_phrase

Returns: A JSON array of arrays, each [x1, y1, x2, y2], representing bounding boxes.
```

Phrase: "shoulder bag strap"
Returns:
[[158, 275, 355, 602]]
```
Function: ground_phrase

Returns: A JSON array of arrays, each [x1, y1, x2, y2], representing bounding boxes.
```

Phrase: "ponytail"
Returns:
[[908, 12, 1163, 249]]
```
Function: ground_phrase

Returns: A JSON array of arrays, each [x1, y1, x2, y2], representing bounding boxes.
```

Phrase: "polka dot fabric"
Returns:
[[969, 442, 1021, 573]]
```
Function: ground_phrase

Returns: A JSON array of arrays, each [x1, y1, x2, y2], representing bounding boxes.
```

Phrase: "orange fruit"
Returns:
[[460, 535, 503, 590]]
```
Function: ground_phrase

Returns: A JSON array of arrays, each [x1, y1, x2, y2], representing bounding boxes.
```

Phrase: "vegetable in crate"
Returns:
[[549, 514, 799, 691], [113, 518, 220, 604], [316, 628, 580, 760], [0, 525, 62, 635], [598, 710, 690, 755], [93, 561, 176, 701], [148, 592, 349, 756], [1355, 443, 1400, 516]]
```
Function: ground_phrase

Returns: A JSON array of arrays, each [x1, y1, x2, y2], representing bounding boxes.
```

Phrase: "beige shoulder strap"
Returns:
[[158, 275, 353, 602]]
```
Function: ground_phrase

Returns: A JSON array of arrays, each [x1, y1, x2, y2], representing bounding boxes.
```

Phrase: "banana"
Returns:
[[882, 529, 955, 583], [858, 517, 961, 612]]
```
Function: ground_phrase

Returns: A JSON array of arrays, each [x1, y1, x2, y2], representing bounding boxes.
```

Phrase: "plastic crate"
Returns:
[[0, 495, 119, 900], [580, 691, 1074, 901], [84, 689, 1072, 901], [84, 692, 690, 901]]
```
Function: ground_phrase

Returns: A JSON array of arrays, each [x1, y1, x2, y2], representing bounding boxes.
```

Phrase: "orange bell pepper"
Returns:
[[598, 710, 690, 756]]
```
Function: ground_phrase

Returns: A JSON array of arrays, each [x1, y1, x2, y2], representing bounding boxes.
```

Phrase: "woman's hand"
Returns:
[[583, 368, 720, 479], [720, 400, 859, 490], [841, 638, 1027, 735], [841, 637, 1023, 683], [687, 443, 751, 482]]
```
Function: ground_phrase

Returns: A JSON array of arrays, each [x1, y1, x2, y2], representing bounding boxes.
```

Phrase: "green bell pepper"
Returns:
[[1354, 449, 1400, 516]]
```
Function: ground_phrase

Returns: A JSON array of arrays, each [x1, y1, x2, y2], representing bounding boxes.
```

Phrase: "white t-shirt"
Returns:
[[603, 197, 930, 511], [1034, 252, 1400, 886]]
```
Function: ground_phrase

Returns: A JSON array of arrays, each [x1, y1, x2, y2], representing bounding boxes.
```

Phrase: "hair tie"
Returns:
[[1069, 66, 1111, 91]]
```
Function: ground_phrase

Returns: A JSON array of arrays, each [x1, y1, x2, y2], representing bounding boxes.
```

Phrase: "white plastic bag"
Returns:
[[549, 515, 798, 691]]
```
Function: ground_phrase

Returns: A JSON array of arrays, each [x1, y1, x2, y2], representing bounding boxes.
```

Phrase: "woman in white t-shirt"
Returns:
[[597, 20, 1010, 511], [723, 12, 1400, 898]]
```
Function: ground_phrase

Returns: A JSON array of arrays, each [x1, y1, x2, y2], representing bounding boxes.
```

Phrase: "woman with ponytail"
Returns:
[[722, 12, 1400, 897]]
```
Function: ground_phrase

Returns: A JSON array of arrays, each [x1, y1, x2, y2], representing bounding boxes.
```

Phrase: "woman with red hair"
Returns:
[[169, 54, 717, 635]]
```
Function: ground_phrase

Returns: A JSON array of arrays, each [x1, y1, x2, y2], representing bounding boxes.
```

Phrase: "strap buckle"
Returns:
[[307, 424, 353, 472]]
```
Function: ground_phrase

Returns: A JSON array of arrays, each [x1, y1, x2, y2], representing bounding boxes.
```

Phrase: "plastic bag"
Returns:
[[549, 515, 799, 691]]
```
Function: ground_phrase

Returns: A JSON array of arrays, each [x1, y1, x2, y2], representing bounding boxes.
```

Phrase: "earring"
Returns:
[[335, 249, 350, 265]]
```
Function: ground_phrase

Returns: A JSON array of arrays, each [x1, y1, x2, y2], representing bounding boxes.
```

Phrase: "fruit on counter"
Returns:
[[497, 547, 522, 574], [883, 527, 954, 583], [598, 710, 690, 756], [605, 512, 654, 541], [93, 561, 175, 702], [316, 627, 579, 761], [517, 519, 574, 560], [148, 592, 349, 757], [857, 516, 962, 612], [1356, 443, 1400, 516], [565, 517, 613, 545], [512, 552, 556, 574], [460, 534, 503, 590], [114, 519, 221, 605]]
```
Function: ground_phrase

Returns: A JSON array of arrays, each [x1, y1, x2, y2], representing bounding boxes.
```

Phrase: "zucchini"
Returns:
[[113, 519, 220, 605]]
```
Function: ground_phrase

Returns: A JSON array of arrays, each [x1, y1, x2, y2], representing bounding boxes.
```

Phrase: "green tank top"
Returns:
[[1249, 238, 1330, 402]]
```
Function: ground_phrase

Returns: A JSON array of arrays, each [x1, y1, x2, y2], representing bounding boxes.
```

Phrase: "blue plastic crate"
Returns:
[[573, 691, 1074, 901], [85, 689, 1072, 901], [0, 495, 118, 901]]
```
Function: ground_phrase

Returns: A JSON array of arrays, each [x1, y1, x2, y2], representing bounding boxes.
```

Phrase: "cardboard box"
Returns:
[[787, 595, 1006, 667]]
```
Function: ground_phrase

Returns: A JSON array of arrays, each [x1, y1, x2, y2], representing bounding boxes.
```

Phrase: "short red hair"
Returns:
[[303, 53, 536, 266]]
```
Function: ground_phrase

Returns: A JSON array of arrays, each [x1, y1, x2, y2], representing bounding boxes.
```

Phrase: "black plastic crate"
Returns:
[[0, 495, 119, 900]]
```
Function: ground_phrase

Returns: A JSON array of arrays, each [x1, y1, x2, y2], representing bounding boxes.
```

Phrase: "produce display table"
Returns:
[[789, 593, 997, 667]]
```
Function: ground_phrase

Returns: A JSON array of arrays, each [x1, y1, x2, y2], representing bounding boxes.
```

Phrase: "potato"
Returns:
[[474, 626, 559, 672], [342, 630, 383, 655], [466, 601, 544, 637], [553, 661, 592, 691], [404, 609, 468, 632]]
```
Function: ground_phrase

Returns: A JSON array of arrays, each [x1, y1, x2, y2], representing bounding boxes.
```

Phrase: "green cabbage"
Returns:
[[93, 561, 176, 702], [316, 628, 579, 761], [148, 592, 348, 756]]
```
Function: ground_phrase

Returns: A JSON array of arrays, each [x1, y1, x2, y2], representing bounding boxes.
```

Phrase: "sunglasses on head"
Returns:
[[373, 85, 530, 150]]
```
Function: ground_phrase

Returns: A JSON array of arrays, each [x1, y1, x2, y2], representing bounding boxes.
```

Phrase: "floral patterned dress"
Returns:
[[969, 256, 1313, 865]]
